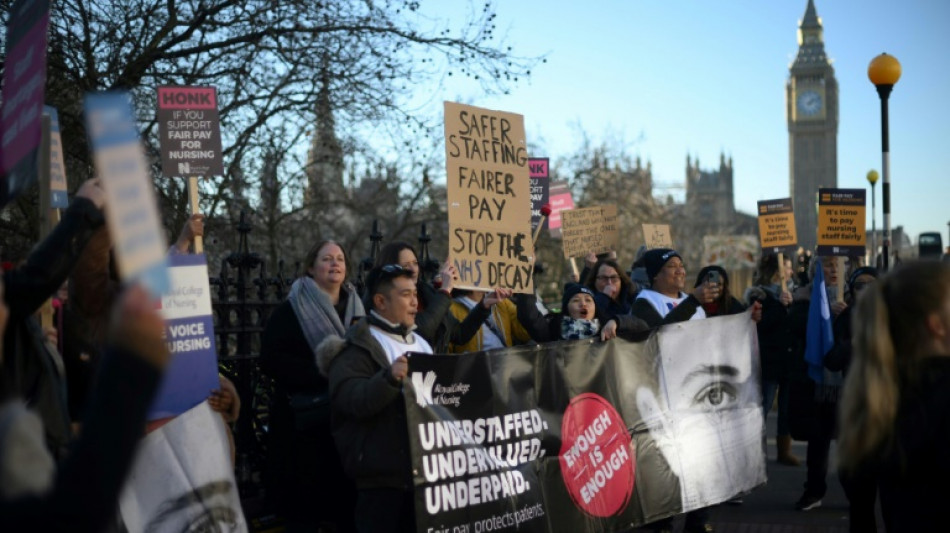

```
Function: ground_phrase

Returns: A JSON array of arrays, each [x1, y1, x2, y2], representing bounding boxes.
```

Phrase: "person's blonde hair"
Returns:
[[838, 261, 950, 472]]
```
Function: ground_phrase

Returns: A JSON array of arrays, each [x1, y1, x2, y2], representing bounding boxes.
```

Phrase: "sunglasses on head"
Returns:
[[380, 264, 410, 274]]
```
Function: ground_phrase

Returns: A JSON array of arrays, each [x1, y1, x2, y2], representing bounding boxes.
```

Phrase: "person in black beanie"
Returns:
[[632, 249, 718, 329], [514, 283, 649, 343]]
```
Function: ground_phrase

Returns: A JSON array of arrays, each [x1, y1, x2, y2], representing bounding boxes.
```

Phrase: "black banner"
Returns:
[[405, 313, 765, 532]]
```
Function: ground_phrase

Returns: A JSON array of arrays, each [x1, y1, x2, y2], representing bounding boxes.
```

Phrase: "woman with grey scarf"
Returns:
[[261, 240, 364, 532]]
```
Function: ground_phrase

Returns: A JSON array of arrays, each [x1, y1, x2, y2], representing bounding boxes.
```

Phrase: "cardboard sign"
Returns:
[[0, 0, 50, 208], [756, 198, 797, 254], [643, 224, 673, 249], [43, 106, 68, 208], [157, 86, 224, 177], [560, 205, 619, 258], [445, 102, 533, 293], [151, 253, 220, 420], [85, 91, 169, 297], [547, 180, 574, 238], [529, 157, 550, 233], [817, 188, 867, 256]]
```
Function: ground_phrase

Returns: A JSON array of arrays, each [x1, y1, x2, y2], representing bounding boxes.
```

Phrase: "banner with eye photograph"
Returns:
[[405, 312, 765, 532]]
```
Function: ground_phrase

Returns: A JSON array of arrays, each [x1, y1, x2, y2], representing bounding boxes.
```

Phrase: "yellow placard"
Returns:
[[816, 188, 867, 256], [756, 198, 797, 250], [561, 205, 619, 258], [445, 102, 533, 293]]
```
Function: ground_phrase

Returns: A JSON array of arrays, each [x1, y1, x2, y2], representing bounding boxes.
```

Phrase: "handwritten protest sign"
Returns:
[[817, 188, 866, 256], [151, 253, 220, 420], [529, 157, 549, 233], [156, 86, 224, 177], [445, 102, 533, 293], [560, 205, 619, 258], [547, 180, 574, 239], [642, 224, 673, 249], [0, 0, 50, 208], [43, 106, 68, 208], [85, 91, 169, 297]]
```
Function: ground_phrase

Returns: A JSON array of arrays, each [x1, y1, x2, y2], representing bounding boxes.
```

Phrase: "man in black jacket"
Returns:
[[318, 264, 433, 533]]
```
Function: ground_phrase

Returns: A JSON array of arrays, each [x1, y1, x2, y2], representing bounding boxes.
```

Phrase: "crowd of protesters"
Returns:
[[3, 181, 948, 533]]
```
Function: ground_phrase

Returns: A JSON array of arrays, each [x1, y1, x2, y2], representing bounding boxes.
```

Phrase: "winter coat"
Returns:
[[630, 291, 703, 328], [446, 298, 531, 353], [513, 293, 650, 343], [2, 197, 105, 458], [317, 318, 414, 490], [415, 282, 490, 353], [744, 286, 794, 383]]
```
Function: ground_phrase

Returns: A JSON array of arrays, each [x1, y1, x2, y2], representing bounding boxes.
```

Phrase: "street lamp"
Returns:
[[867, 170, 879, 266], [868, 52, 901, 271]]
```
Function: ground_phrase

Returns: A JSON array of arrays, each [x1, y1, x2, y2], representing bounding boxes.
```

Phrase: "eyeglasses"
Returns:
[[596, 275, 620, 282]]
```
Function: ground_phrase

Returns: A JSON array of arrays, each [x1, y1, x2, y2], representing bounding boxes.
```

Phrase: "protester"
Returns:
[[318, 264, 432, 533], [447, 288, 530, 353], [693, 265, 747, 317], [2, 178, 106, 459], [838, 261, 950, 531], [515, 283, 649, 342], [632, 249, 717, 328], [822, 266, 878, 532], [745, 254, 799, 466], [0, 283, 169, 531], [585, 257, 637, 319], [260, 240, 364, 532], [375, 242, 485, 352], [787, 256, 846, 512]]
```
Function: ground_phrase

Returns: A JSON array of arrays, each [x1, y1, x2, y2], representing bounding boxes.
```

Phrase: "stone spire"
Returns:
[[792, 0, 829, 68], [306, 58, 344, 202]]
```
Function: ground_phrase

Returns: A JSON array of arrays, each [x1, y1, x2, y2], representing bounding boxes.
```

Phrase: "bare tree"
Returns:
[[558, 127, 668, 269], [0, 0, 540, 258]]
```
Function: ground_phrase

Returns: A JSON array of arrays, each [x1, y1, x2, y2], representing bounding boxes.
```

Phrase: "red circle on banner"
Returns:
[[558, 393, 635, 517]]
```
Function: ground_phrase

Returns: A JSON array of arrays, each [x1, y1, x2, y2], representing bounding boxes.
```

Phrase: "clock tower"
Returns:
[[787, 0, 838, 252]]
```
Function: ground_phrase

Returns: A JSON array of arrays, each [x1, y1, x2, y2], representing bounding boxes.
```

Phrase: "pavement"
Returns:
[[636, 411, 884, 533]]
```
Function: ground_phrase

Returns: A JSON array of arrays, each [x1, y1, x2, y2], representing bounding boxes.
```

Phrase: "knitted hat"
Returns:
[[561, 283, 595, 312], [848, 266, 878, 293], [643, 248, 681, 283], [694, 265, 729, 288]]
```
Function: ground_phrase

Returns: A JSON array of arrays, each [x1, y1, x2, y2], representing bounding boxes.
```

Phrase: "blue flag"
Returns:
[[805, 258, 835, 383]]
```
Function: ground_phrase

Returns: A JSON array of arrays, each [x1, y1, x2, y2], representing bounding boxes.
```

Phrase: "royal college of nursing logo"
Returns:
[[411, 371, 471, 408]]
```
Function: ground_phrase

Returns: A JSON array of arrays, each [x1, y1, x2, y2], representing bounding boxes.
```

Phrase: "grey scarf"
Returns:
[[288, 277, 365, 352]]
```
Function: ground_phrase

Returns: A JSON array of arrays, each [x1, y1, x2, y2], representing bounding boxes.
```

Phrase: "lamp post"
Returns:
[[866, 170, 879, 266], [868, 53, 901, 271]]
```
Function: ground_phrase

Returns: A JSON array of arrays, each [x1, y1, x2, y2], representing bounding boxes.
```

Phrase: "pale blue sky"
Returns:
[[420, 0, 950, 246]]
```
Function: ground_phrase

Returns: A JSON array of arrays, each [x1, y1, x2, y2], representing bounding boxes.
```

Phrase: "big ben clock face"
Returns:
[[797, 90, 823, 117]]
